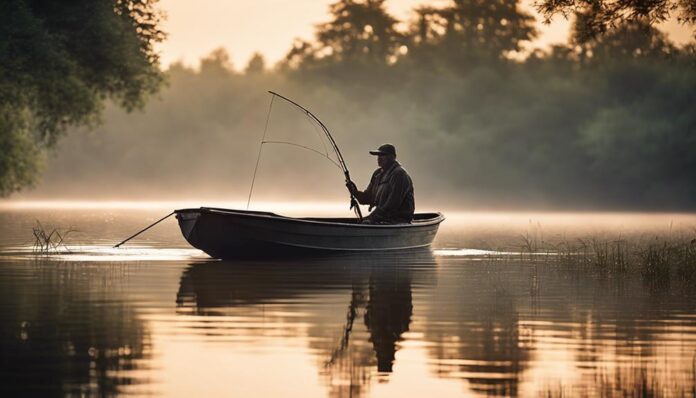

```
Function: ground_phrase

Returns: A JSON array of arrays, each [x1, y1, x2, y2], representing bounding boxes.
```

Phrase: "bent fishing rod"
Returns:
[[115, 92, 363, 248], [259, 91, 363, 221]]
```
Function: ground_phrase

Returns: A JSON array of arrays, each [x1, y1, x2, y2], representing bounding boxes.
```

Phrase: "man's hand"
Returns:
[[346, 181, 358, 195]]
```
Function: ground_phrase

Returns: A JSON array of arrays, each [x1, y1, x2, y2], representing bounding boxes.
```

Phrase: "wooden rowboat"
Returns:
[[112, 93, 444, 257], [175, 207, 444, 259]]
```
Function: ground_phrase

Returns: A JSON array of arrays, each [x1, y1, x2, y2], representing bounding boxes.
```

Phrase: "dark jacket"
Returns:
[[354, 161, 415, 223]]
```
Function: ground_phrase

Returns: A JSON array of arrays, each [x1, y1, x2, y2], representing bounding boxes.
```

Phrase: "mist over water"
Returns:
[[14, 46, 696, 211], [1, 206, 696, 396], [4, 0, 695, 211]]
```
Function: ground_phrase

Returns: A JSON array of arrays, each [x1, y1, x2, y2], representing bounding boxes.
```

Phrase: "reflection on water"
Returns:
[[426, 267, 529, 397], [176, 252, 435, 397], [0, 259, 150, 396], [1, 208, 695, 397]]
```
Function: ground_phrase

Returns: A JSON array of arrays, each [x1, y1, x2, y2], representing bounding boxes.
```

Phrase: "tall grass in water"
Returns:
[[32, 221, 74, 254], [541, 362, 696, 397], [676, 239, 696, 283], [638, 238, 696, 289], [520, 233, 696, 286], [580, 238, 628, 273], [640, 241, 671, 289]]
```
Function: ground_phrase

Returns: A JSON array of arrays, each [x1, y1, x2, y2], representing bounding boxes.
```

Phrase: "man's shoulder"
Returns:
[[393, 163, 411, 178]]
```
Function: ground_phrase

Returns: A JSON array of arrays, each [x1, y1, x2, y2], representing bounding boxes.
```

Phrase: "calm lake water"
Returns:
[[1, 204, 695, 397]]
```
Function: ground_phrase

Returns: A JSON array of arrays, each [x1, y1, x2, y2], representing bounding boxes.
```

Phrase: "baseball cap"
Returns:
[[369, 144, 396, 156]]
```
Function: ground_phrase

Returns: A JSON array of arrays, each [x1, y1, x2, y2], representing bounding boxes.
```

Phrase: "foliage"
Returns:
[[285, 0, 404, 70], [535, 0, 696, 43], [0, 0, 165, 196], [576, 19, 678, 60], [200, 47, 235, 77], [409, 0, 537, 65], [245, 52, 267, 75], [34, 36, 696, 209], [4, 0, 696, 209], [0, 106, 42, 195]]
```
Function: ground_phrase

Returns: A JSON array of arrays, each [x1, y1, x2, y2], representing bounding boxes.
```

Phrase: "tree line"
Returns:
[[3, 0, 696, 209]]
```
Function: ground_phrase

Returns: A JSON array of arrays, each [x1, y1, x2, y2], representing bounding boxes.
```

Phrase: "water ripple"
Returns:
[[0, 245, 206, 262]]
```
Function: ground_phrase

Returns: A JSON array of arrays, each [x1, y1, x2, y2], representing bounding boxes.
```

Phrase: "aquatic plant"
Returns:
[[675, 239, 696, 283], [575, 238, 629, 273], [542, 363, 694, 397], [640, 240, 672, 289], [519, 233, 696, 287], [32, 220, 74, 254]]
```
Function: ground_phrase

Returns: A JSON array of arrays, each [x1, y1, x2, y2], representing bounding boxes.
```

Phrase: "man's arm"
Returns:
[[347, 170, 379, 205]]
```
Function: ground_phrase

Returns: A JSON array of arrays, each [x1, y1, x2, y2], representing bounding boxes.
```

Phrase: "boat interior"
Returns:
[[178, 207, 443, 225], [301, 213, 442, 224]]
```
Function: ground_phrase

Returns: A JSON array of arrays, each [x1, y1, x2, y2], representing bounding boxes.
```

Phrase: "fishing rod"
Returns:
[[261, 91, 363, 221], [113, 211, 174, 248]]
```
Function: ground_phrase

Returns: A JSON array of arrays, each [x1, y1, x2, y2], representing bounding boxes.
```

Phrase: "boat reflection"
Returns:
[[176, 250, 436, 397], [174, 253, 696, 397]]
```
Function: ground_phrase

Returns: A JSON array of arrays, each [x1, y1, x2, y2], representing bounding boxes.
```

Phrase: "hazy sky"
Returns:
[[155, 0, 692, 69]]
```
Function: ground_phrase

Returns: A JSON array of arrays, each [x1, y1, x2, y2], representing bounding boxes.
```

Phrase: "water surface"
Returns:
[[1, 206, 695, 397]]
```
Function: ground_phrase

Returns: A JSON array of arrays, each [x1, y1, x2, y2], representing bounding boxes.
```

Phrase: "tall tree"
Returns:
[[408, 0, 537, 65], [577, 19, 677, 60], [245, 52, 266, 75], [200, 47, 235, 76], [0, 0, 164, 196], [285, 0, 404, 69]]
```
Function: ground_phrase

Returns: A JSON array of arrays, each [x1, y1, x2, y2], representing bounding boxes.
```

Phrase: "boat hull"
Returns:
[[175, 207, 444, 259]]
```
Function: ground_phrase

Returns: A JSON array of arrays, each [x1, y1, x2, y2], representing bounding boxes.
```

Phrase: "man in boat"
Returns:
[[346, 144, 415, 224]]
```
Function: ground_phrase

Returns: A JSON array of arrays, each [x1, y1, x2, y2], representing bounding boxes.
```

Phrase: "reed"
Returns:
[[542, 364, 693, 398], [675, 239, 696, 283], [519, 234, 696, 285], [640, 241, 671, 288], [32, 221, 74, 254]]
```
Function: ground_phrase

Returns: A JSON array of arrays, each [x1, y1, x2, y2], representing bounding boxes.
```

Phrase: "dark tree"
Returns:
[[408, 0, 537, 65], [577, 19, 678, 60], [284, 0, 404, 69], [0, 0, 165, 196], [284, 39, 318, 70], [535, 0, 696, 43], [319, 0, 404, 64], [200, 47, 235, 76], [245, 52, 266, 75]]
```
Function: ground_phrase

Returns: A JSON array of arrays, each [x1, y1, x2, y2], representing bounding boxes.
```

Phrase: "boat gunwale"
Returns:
[[174, 207, 445, 229]]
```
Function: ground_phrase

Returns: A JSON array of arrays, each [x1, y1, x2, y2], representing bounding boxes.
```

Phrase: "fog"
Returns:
[[13, 3, 696, 211]]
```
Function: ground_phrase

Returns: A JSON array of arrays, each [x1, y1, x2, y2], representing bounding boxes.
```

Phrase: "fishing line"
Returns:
[[246, 95, 275, 210], [246, 94, 342, 208], [251, 91, 363, 221], [261, 140, 342, 169], [305, 115, 330, 157]]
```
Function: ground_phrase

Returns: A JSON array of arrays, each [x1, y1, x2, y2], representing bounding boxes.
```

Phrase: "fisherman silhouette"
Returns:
[[347, 144, 415, 224]]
